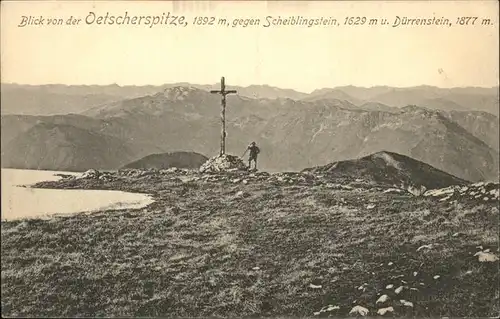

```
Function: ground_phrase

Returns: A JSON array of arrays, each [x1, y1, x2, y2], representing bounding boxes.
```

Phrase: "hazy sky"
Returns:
[[1, 0, 498, 92]]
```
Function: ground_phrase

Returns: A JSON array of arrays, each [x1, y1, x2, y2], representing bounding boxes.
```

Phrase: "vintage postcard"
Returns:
[[1, 0, 499, 317]]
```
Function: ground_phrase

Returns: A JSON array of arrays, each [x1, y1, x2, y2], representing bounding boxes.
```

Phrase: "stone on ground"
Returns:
[[377, 306, 394, 315], [474, 251, 499, 262], [349, 305, 369, 316]]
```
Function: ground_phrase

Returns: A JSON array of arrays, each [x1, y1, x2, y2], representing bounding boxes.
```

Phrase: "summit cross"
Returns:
[[210, 77, 237, 156]]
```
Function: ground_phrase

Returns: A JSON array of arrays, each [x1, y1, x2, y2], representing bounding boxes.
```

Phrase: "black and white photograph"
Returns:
[[1, 0, 499, 317]]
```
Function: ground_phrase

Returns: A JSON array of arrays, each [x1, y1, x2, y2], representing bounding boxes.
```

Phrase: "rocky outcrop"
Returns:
[[79, 169, 100, 179], [424, 182, 499, 203]]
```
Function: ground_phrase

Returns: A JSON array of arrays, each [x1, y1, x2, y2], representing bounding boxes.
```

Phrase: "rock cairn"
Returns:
[[199, 154, 248, 173]]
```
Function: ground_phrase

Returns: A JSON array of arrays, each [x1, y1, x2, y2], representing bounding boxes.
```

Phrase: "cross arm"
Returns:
[[224, 90, 237, 94], [210, 90, 221, 94]]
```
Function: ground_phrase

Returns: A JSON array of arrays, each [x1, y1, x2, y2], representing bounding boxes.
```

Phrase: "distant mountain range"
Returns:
[[2, 83, 498, 115], [0, 83, 307, 116], [307, 85, 499, 115], [1, 84, 498, 182]]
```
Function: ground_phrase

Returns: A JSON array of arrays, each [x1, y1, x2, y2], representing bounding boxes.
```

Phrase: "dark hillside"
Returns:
[[303, 151, 469, 190], [122, 151, 208, 170]]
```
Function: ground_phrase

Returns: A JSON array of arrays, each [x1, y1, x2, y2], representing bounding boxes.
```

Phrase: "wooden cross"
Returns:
[[210, 77, 237, 156]]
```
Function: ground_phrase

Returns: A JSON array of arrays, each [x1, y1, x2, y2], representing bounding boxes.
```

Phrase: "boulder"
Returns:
[[407, 185, 427, 197]]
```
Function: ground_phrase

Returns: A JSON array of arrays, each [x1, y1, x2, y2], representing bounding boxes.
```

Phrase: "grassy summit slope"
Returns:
[[1, 170, 499, 317]]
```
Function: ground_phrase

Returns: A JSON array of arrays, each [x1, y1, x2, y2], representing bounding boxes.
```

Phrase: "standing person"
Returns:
[[247, 141, 260, 171]]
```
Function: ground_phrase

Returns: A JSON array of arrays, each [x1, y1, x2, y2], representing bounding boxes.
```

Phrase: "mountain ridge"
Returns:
[[2, 83, 498, 115], [1, 84, 498, 181]]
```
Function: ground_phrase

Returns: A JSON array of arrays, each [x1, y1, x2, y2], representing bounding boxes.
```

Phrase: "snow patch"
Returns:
[[311, 123, 327, 141], [373, 152, 402, 170]]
